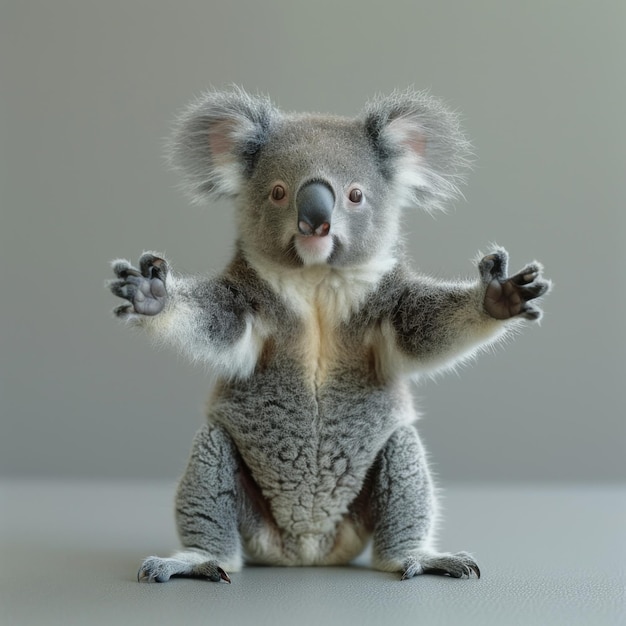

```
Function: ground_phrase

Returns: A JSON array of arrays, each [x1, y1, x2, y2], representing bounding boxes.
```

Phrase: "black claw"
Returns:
[[470, 564, 481, 579], [110, 282, 133, 300], [511, 269, 539, 286], [521, 305, 541, 320], [479, 251, 509, 283], [217, 567, 231, 584], [118, 267, 141, 280], [115, 304, 137, 318], [137, 568, 151, 583], [139, 254, 167, 280], [518, 281, 549, 300]]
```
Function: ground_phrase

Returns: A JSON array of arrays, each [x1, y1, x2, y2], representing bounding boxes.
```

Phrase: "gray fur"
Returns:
[[362, 88, 472, 212], [108, 88, 551, 582]]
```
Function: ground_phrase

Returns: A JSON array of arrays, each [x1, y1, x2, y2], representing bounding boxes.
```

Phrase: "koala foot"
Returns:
[[479, 249, 551, 321], [109, 253, 168, 318], [401, 551, 480, 581], [137, 556, 231, 584]]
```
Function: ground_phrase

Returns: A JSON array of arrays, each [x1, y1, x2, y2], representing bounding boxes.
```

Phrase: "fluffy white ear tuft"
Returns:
[[167, 88, 280, 204], [362, 90, 473, 213]]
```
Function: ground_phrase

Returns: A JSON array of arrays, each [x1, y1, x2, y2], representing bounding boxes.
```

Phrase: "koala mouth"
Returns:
[[292, 233, 335, 266]]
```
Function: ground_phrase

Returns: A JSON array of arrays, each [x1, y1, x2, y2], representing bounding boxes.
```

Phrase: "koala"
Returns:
[[109, 88, 550, 584]]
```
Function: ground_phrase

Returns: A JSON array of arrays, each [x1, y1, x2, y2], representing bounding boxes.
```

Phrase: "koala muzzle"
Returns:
[[296, 181, 334, 237]]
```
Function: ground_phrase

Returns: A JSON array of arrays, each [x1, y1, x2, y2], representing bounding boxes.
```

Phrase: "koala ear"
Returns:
[[361, 90, 472, 212], [167, 87, 280, 203]]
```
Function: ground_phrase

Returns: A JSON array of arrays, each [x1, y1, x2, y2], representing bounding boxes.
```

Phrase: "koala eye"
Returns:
[[348, 188, 363, 205], [271, 185, 286, 201]]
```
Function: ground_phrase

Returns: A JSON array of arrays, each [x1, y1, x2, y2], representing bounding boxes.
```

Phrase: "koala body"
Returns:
[[110, 89, 550, 583]]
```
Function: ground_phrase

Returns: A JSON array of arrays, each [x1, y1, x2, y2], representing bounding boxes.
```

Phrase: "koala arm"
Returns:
[[109, 253, 265, 379], [384, 248, 551, 376]]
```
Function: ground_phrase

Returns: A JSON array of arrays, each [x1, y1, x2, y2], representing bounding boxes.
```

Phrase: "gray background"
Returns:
[[2, 0, 624, 483]]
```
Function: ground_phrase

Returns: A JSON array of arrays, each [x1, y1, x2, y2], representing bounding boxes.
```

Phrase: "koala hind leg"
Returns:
[[138, 423, 243, 583], [369, 425, 480, 580]]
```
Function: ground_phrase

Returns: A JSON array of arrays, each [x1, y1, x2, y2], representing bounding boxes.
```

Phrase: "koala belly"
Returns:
[[233, 401, 378, 568], [210, 341, 416, 566]]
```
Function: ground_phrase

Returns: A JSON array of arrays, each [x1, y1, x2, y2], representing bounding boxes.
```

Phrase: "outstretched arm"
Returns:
[[109, 252, 266, 379], [384, 248, 551, 376]]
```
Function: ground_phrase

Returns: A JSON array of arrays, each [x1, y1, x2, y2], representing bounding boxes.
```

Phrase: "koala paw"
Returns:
[[479, 249, 551, 321], [109, 253, 169, 318], [401, 551, 481, 581], [137, 556, 231, 584]]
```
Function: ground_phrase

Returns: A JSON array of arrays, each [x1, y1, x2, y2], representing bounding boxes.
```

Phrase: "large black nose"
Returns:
[[296, 181, 334, 237]]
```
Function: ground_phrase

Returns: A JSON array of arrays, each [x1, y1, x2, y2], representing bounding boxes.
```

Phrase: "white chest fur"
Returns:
[[251, 254, 397, 387]]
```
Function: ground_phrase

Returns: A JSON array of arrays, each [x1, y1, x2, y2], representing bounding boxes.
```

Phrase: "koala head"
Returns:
[[168, 87, 471, 269]]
